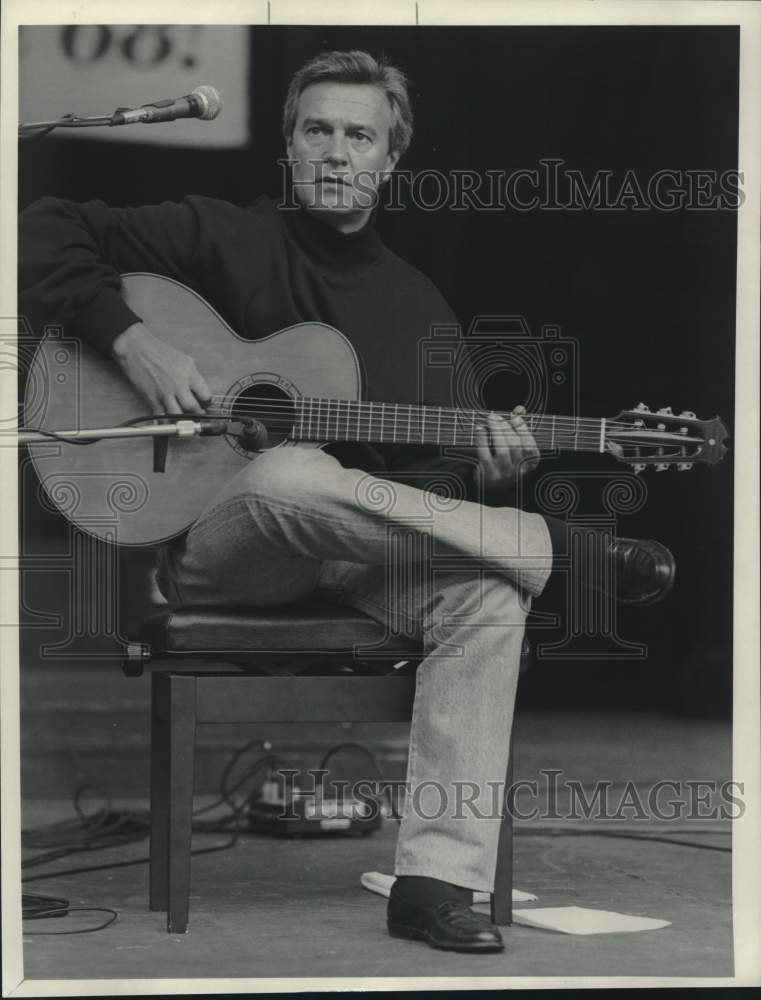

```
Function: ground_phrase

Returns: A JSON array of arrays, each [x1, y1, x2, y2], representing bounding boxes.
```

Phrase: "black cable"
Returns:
[[22, 891, 118, 935], [21, 834, 239, 884], [219, 748, 281, 816], [18, 750, 271, 934], [19, 113, 114, 139], [19, 749, 274, 886], [21, 806, 151, 868], [19, 412, 207, 446], [20, 427, 102, 445], [18, 124, 58, 139], [22, 892, 69, 918], [24, 909, 119, 935]]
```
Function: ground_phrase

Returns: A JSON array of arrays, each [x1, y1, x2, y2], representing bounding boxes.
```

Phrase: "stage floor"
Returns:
[[15, 711, 734, 988]]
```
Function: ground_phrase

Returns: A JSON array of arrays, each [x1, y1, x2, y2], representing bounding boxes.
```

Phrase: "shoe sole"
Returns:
[[388, 921, 505, 953]]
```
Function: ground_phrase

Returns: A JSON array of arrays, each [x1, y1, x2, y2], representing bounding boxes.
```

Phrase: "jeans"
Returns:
[[156, 446, 554, 892]]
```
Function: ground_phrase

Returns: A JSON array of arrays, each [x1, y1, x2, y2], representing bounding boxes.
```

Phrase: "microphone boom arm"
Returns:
[[18, 85, 221, 137]]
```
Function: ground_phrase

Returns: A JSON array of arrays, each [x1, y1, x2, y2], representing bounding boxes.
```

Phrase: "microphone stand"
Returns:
[[17, 415, 269, 455], [18, 416, 269, 479], [17, 418, 211, 446], [18, 113, 118, 139]]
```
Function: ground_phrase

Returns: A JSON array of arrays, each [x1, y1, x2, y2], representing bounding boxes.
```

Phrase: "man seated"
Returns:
[[19, 49, 674, 953]]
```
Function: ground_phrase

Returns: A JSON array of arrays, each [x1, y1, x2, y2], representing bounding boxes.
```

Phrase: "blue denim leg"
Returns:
[[155, 446, 549, 889], [157, 446, 552, 605], [317, 560, 527, 893]]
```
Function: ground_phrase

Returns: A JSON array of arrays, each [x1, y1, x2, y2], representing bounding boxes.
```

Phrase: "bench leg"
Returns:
[[149, 671, 169, 912], [491, 727, 514, 926], [166, 673, 197, 934]]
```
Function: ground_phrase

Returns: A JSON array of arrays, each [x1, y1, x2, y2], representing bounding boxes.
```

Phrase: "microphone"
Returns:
[[236, 418, 269, 451], [111, 86, 222, 126], [196, 416, 269, 450]]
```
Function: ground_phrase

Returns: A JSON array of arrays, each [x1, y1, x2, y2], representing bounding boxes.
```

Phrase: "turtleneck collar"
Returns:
[[282, 202, 383, 280]]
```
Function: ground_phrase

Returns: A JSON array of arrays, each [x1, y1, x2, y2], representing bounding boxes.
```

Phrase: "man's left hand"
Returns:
[[475, 405, 541, 503]]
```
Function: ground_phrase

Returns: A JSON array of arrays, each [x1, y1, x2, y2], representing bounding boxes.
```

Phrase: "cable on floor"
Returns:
[[22, 893, 118, 935]]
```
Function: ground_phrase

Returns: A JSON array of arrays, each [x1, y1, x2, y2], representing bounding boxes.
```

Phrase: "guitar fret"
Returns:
[[301, 402, 615, 454]]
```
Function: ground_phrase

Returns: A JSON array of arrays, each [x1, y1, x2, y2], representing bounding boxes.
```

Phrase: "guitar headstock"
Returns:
[[606, 404, 729, 472]]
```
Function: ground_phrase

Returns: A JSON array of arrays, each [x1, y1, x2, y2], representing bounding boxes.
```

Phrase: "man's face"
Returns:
[[287, 81, 400, 227]]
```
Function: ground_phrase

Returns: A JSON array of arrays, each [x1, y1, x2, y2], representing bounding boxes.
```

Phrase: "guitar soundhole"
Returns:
[[227, 383, 296, 454]]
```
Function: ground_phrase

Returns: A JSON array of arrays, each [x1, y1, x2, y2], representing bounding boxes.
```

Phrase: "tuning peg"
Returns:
[[630, 463, 647, 474], [655, 463, 669, 472], [679, 410, 696, 419], [677, 463, 693, 471], [634, 402, 650, 412], [657, 406, 673, 415]]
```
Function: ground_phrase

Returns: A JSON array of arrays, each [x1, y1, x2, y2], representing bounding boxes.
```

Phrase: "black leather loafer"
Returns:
[[387, 896, 504, 953], [607, 537, 676, 606]]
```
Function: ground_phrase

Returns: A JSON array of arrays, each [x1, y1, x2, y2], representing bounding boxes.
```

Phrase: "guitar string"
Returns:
[[196, 398, 691, 444], [201, 418, 694, 453], [208, 411, 628, 439], [203, 392, 689, 430], [206, 392, 639, 419], [201, 398, 653, 433]]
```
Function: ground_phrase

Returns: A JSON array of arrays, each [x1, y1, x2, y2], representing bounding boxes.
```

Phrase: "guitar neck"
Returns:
[[279, 399, 608, 453]]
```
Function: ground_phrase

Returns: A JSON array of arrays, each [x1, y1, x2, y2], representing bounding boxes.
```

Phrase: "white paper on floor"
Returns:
[[509, 906, 671, 934], [360, 870, 538, 903]]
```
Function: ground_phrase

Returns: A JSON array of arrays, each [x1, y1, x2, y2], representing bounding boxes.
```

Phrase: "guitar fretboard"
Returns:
[[282, 399, 606, 452]]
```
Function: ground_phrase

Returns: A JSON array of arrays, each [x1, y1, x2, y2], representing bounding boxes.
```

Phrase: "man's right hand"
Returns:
[[110, 322, 212, 415]]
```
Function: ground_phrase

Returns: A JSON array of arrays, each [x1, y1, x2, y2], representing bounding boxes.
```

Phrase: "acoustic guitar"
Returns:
[[24, 273, 729, 546]]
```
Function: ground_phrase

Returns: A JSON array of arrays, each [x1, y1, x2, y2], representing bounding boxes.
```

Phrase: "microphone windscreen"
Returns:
[[192, 85, 222, 121]]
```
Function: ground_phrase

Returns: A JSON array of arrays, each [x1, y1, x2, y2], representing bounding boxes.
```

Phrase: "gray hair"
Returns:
[[282, 50, 414, 157]]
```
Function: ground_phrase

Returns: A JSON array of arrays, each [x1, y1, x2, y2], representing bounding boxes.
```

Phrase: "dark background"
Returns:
[[19, 25, 738, 714]]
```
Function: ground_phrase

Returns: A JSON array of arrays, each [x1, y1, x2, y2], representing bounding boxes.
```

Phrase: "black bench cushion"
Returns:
[[139, 600, 421, 658]]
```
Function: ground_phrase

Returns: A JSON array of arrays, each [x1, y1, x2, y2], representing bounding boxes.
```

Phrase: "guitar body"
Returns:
[[25, 273, 362, 546], [24, 275, 728, 547]]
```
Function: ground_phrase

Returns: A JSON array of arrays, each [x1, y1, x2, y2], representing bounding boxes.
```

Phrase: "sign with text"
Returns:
[[19, 25, 249, 147]]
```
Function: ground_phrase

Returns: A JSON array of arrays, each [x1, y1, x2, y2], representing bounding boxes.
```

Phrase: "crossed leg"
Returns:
[[156, 446, 551, 890]]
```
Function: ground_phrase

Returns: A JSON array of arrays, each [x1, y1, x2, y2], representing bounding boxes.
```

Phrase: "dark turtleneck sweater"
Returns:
[[19, 193, 478, 495]]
